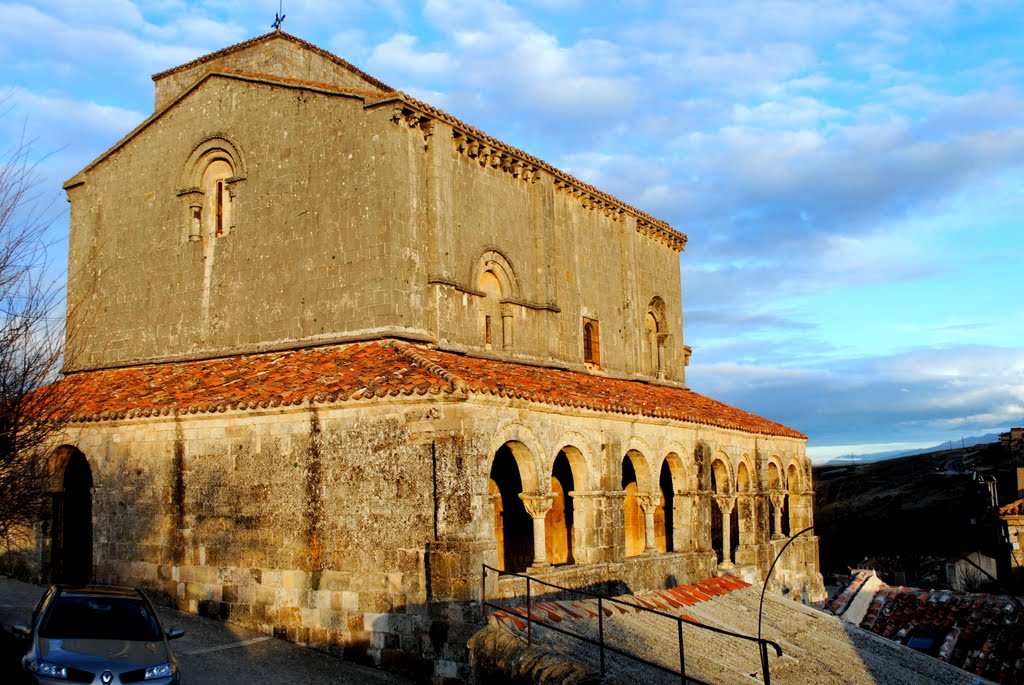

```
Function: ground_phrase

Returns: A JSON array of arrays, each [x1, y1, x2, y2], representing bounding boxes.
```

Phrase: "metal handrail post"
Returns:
[[761, 641, 771, 685], [678, 619, 685, 683], [526, 575, 532, 646], [598, 596, 605, 675]]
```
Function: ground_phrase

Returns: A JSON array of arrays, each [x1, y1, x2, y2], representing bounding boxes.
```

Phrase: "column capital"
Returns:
[[769, 492, 786, 509], [713, 494, 735, 513], [637, 492, 662, 512], [519, 492, 555, 518]]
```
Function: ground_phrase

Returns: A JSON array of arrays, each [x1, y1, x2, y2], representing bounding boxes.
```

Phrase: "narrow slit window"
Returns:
[[583, 319, 600, 365], [215, 180, 225, 237]]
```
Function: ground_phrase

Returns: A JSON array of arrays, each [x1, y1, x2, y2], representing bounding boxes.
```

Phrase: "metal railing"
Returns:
[[482, 564, 782, 684]]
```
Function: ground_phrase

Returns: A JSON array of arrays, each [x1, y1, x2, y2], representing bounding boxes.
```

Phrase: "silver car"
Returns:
[[14, 585, 183, 684]]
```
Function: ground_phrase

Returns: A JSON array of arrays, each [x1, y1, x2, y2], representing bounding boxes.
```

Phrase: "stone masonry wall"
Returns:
[[153, 34, 388, 110], [67, 65, 687, 382], [45, 392, 822, 679]]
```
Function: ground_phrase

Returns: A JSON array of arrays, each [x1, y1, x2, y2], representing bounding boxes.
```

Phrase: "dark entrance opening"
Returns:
[[658, 461, 674, 552], [548, 451, 575, 565], [50, 449, 93, 585], [489, 445, 532, 573]]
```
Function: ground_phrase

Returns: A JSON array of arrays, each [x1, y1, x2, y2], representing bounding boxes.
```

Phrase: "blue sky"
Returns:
[[1, 0, 1022, 461]]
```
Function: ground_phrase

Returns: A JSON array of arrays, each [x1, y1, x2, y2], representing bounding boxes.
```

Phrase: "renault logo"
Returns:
[[101, 671, 113, 684]]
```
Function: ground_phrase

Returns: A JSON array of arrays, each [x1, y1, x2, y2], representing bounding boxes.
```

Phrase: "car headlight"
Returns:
[[28, 659, 68, 678], [145, 662, 174, 679]]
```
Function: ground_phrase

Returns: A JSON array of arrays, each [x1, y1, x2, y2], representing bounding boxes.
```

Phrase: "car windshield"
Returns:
[[38, 595, 162, 641]]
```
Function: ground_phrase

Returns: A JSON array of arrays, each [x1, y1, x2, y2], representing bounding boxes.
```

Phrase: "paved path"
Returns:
[[0, 576, 413, 685]]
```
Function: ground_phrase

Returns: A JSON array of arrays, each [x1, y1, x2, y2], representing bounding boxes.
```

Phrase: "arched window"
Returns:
[[473, 251, 518, 352], [583, 319, 600, 365], [645, 297, 667, 377], [479, 270, 504, 350], [178, 136, 246, 243]]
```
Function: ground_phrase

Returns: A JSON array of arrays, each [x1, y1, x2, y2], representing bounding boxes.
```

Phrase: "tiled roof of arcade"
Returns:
[[55, 340, 803, 439]]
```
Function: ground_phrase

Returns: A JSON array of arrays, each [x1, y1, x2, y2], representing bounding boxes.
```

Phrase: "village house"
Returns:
[[37, 31, 825, 677]]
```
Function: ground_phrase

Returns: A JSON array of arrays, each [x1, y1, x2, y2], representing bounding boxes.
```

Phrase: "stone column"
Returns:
[[693, 489, 713, 551], [567, 491, 603, 564], [500, 303, 514, 351], [637, 492, 661, 554], [769, 491, 786, 539], [520, 493, 555, 570], [715, 495, 735, 569], [605, 490, 628, 562], [672, 490, 693, 552]]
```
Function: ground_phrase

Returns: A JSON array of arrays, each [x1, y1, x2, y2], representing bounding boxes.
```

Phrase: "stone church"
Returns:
[[40, 30, 825, 677]]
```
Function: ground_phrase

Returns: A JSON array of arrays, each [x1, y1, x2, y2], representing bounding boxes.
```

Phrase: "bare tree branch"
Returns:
[[0, 93, 79, 563]]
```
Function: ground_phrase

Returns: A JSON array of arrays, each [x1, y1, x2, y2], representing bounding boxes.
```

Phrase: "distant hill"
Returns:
[[813, 439, 1014, 587], [823, 433, 1002, 465]]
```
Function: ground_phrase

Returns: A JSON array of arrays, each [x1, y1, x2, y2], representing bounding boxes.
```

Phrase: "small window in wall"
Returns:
[[177, 136, 246, 244], [583, 318, 600, 366]]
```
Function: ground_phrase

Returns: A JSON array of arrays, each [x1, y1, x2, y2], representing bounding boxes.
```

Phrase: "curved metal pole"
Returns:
[[758, 525, 814, 644]]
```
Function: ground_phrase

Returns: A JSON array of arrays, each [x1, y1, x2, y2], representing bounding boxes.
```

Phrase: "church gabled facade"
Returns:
[[41, 31, 824, 678]]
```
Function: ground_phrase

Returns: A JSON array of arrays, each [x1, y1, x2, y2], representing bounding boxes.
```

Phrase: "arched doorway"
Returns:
[[546, 452, 575, 565], [50, 448, 93, 585], [489, 444, 533, 572]]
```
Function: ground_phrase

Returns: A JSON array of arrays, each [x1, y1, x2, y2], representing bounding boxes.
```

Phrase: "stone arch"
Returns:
[[653, 451, 684, 552], [178, 135, 247, 242], [709, 453, 733, 495], [472, 249, 520, 351], [644, 296, 668, 376], [489, 425, 543, 493], [547, 433, 597, 492], [735, 459, 752, 493], [735, 459, 755, 555], [621, 449, 651, 557], [547, 437, 598, 564], [546, 452, 575, 565], [767, 457, 786, 539], [665, 446, 699, 552], [767, 458, 784, 490], [624, 439, 655, 491], [785, 461, 802, 534], [709, 453, 735, 567], [490, 440, 539, 573], [48, 446, 93, 585]]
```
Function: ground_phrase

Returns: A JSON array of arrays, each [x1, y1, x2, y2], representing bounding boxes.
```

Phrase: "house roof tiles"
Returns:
[[54, 340, 804, 439], [833, 571, 1024, 683]]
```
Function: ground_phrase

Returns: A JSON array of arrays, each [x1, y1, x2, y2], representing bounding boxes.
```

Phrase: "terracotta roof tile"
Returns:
[[53, 340, 804, 439], [835, 573, 1024, 682]]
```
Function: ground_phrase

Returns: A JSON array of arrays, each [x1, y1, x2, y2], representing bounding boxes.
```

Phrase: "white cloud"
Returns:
[[369, 33, 455, 81]]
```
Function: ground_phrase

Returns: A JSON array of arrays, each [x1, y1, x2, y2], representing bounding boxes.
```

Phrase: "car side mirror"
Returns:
[[12, 622, 31, 638], [165, 628, 185, 640]]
